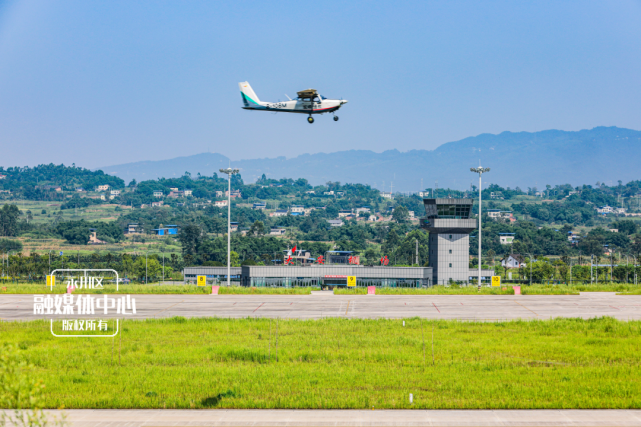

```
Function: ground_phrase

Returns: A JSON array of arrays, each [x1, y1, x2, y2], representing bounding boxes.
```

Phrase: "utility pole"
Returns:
[[415, 238, 419, 266], [220, 167, 239, 287]]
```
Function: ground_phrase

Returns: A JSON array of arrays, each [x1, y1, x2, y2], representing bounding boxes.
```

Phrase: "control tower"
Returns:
[[421, 198, 477, 285]]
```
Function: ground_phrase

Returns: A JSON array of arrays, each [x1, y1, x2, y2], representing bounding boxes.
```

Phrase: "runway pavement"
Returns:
[[2, 292, 641, 321], [28, 409, 641, 427]]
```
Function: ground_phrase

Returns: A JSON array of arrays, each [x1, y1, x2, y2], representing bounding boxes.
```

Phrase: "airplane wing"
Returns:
[[297, 89, 318, 99]]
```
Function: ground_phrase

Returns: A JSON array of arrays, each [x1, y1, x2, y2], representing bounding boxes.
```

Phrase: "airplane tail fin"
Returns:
[[238, 82, 262, 107]]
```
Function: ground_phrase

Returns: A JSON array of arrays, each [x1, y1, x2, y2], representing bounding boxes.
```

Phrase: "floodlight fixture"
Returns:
[[470, 167, 490, 174]]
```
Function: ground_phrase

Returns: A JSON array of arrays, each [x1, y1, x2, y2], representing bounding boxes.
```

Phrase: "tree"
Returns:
[[0, 239, 22, 252], [392, 205, 409, 223], [178, 224, 203, 255], [0, 204, 20, 237], [611, 219, 637, 235], [228, 251, 240, 267], [248, 220, 265, 236], [0, 344, 66, 427], [133, 257, 161, 282]]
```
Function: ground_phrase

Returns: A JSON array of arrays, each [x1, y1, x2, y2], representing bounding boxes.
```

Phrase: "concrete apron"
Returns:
[[34, 409, 641, 427]]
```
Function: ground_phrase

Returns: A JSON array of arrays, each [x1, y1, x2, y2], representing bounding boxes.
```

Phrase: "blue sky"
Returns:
[[1, 0, 640, 169]]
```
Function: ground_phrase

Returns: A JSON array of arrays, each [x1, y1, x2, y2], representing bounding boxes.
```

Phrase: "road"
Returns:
[[2, 292, 641, 321], [25, 409, 641, 427]]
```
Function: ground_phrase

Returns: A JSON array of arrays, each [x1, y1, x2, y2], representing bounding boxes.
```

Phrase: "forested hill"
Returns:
[[100, 126, 641, 191], [0, 164, 124, 197]]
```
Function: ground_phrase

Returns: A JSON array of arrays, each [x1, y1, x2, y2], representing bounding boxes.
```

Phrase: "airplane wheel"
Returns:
[[307, 116, 314, 124], [333, 116, 339, 122]]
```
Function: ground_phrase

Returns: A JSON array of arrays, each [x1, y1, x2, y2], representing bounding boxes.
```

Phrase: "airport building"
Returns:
[[182, 198, 493, 287], [183, 265, 432, 288]]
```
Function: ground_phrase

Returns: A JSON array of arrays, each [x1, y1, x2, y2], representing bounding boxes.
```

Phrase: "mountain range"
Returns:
[[100, 126, 641, 192]]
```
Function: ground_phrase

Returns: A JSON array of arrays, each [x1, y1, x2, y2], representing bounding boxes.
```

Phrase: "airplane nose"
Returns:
[[341, 100, 348, 105]]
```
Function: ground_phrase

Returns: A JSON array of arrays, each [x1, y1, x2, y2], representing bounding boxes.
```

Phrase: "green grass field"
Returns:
[[1, 317, 640, 409]]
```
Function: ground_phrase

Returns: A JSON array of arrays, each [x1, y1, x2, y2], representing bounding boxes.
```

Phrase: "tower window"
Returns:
[[449, 249, 452, 254], [449, 235, 452, 239], [449, 263, 452, 267]]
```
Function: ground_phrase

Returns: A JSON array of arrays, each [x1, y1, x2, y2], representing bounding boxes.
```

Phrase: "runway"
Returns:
[[29, 409, 641, 427], [2, 292, 641, 321]]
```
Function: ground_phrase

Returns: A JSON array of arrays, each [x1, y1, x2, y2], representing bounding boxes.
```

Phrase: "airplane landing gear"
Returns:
[[307, 116, 314, 124], [333, 116, 339, 122]]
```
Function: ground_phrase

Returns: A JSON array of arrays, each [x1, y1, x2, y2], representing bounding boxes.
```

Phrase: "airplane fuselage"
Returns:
[[243, 98, 345, 115]]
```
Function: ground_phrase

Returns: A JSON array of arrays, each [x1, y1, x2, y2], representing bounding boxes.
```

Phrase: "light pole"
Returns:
[[162, 250, 165, 284], [220, 167, 239, 287], [145, 248, 149, 284], [470, 165, 490, 290], [526, 252, 534, 286]]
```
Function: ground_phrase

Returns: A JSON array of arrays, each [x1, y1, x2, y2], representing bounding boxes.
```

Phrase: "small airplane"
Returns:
[[238, 81, 348, 123]]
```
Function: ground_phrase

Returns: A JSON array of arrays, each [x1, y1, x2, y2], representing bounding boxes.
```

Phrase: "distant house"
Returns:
[[124, 223, 141, 234], [615, 207, 626, 214], [306, 190, 315, 194], [110, 190, 120, 196], [230, 222, 239, 232], [499, 233, 515, 245], [323, 191, 334, 196], [502, 254, 527, 268], [303, 207, 315, 215], [0, 174, 6, 180], [153, 225, 178, 236], [215, 191, 223, 198], [99, 194, 106, 201], [252, 202, 267, 210], [270, 228, 287, 236], [328, 219, 344, 227], [380, 192, 393, 199], [609, 228, 619, 233], [568, 231, 580, 244], [168, 190, 184, 198], [488, 210, 514, 222], [290, 206, 305, 215], [76, 188, 85, 192], [169, 187, 179, 192], [338, 210, 352, 218], [214, 200, 228, 207], [270, 209, 288, 217], [88, 229, 106, 245], [151, 201, 164, 207], [225, 190, 241, 198], [367, 215, 378, 222], [355, 207, 370, 214], [153, 191, 163, 198], [597, 206, 613, 214], [336, 192, 344, 197], [96, 185, 110, 192], [184, 190, 193, 197]]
